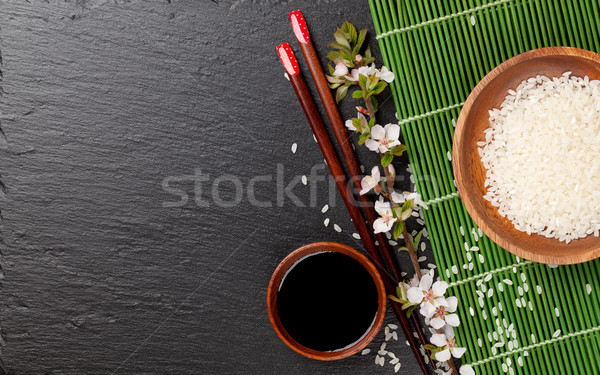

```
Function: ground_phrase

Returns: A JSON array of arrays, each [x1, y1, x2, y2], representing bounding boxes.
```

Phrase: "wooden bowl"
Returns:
[[453, 47, 600, 265], [266, 242, 387, 360]]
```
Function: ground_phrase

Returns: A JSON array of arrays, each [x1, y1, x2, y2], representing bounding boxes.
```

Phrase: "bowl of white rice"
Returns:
[[453, 47, 600, 265]]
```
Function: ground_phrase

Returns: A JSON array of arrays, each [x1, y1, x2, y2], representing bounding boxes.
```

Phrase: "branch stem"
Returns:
[[363, 87, 456, 375]]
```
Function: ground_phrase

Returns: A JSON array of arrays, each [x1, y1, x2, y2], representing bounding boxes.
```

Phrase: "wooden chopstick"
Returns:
[[277, 42, 429, 375], [287, 10, 434, 372]]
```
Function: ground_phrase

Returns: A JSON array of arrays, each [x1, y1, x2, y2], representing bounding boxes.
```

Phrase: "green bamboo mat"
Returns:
[[369, 0, 600, 374]]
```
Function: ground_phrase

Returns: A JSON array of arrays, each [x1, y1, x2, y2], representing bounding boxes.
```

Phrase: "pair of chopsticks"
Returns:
[[278, 10, 429, 374]]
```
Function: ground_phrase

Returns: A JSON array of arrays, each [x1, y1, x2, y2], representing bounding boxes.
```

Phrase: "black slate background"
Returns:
[[0, 0, 434, 374]]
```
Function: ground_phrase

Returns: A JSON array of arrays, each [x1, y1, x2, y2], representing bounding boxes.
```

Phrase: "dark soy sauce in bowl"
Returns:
[[276, 251, 378, 352]]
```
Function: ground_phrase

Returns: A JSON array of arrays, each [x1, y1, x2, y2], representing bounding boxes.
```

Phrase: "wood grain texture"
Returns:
[[296, 33, 431, 373], [453, 47, 600, 265], [0, 0, 428, 374]]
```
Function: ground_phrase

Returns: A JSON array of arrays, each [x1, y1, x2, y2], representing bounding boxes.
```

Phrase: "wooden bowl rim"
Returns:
[[453, 46, 600, 265], [266, 241, 387, 361]]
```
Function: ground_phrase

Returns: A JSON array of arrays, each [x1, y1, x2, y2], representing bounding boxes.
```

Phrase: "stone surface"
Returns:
[[0, 1, 431, 374]]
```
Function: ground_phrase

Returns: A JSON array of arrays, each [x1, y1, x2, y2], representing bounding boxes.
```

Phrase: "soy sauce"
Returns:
[[276, 251, 378, 352]]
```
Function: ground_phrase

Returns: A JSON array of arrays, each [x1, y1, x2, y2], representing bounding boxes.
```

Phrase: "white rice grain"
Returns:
[[480, 73, 600, 242]]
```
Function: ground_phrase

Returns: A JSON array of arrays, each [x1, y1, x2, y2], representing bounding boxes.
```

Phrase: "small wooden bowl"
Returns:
[[453, 47, 600, 265], [266, 242, 387, 360]]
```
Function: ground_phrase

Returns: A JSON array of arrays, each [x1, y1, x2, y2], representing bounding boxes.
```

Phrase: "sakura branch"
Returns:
[[326, 22, 473, 375]]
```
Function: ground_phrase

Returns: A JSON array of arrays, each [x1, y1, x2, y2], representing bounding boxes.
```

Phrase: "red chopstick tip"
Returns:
[[277, 43, 300, 76], [289, 10, 309, 44]]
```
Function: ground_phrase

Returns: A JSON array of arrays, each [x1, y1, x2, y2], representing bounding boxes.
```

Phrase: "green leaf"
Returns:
[[397, 246, 409, 252], [359, 115, 368, 130], [388, 294, 402, 303], [336, 85, 349, 102], [327, 51, 341, 64], [328, 64, 335, 75], [338, 51, 355, 67], [358, 132, 370, 145], [381, 152, 394, 167], [405, 304, 417, 317], [328, 42, 352, 55], [358, 74, 368, 90], [372, 81, 388, 95], [405, 232, 413, 248], [368, 117, 375, 128], [401, 199, 414, 213], [365, 44, 372, 58], [424, 344, 437, 351], [400, 200, 414, 221], [391, 144, 408, 156], [342, 21, 357, 44], [351, 90, 363, 99], [370, 96, 379, 113], [334, 29, 351, 50], [393, 221, 404, 240], [363, 57, 376, 65], [326, 75, 344, 84], [368, 76, 379, 91], [328, 82, 342, 89], [352, 29, 368, 56], [413, 229, 424, 249]]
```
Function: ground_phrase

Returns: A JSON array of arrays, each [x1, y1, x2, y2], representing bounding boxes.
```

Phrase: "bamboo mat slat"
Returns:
[[369, 1, 600, 373]]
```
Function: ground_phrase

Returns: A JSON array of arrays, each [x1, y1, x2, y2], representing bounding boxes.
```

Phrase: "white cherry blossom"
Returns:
[[333, 62, 348, 77], [360, 166, 381, 195], [429, 296, 460, 329], [373, 198, 397, 233], [407, 274, 449, 313], [365, 124, 400, 153], [391, 191, 428, 209], [430, 326, 467, 362], [376, 65, 395, 83]]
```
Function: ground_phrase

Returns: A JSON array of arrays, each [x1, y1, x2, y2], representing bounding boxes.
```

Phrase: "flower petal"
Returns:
[[345, 119, 356, 131], [430, 333, 447, 348], [420, 301, 436, 318], [370, 125, 385, 140], [387, 164, 395, 178], [373, 218, 394, 233], [391, 192, 405, 204], [374, 199, 389, 215], [371, 166, 380, 181], [460, 365, 475, 375], [445, 313, 460, 327], [432, 280, 449, 296], [365, 138, 379, 152], [407, 287, 424, 304], [419, 274, 433, 291], [452, 347, 467, 359], [446, 296, 458, 312], [379, 67, 395, 83], [436, 348, 451, 362], [333, 62, 348, 77], [378, 145, 390, 154], [347, 69, 359, 82], [385, 124, 401, 142], [433, 297, 449, 308], [430, 316, 446, 330], [443, 325, 455, 338]]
